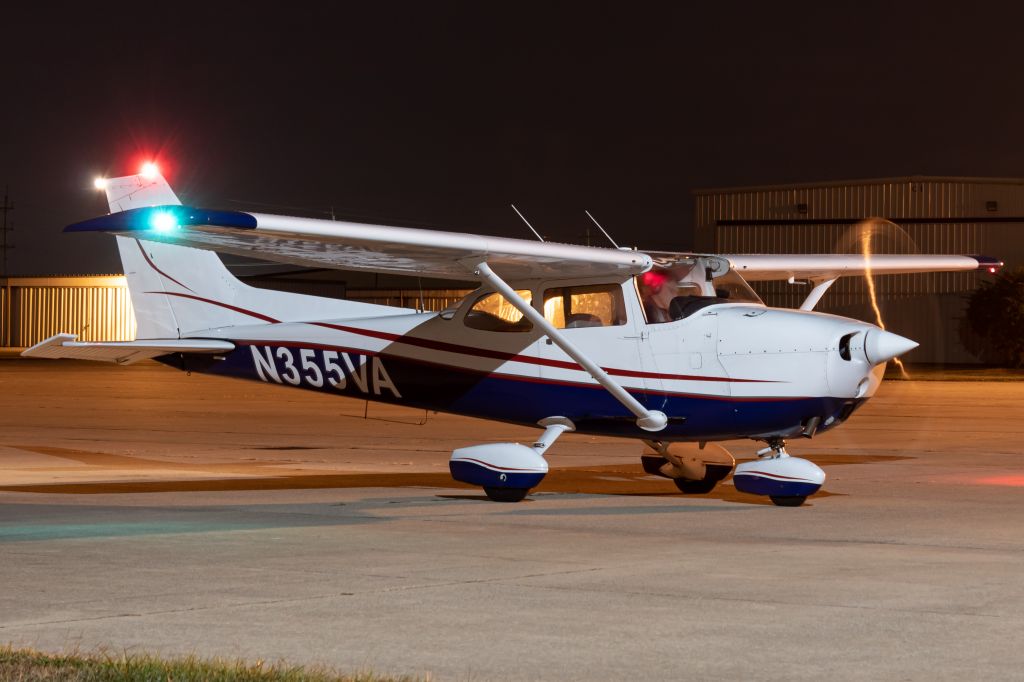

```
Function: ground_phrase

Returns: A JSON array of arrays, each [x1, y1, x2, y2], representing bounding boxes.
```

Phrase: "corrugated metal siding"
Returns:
[[695, 178, 1024, 363], [13, 284, 136, 346], [697, 177, 1024, 224], [348, 288, 472, 311], [0, 285, 8, 346]]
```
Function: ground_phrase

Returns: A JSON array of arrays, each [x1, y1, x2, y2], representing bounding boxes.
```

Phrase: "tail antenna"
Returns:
[[510, 204, 545, 242], [584, 210, 620, 249]]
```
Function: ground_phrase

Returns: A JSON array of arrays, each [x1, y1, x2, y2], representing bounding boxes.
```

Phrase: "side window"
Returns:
[[542, 284, 627, 329], [463, 290, 534, 332]]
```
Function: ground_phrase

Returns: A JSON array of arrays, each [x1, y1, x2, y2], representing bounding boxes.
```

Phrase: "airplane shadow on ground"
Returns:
[[0, 446, 912, 506]]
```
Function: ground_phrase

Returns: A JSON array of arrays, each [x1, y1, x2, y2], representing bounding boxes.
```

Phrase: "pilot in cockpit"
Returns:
[[637, 270, 677, 323], [638, 262, 719, 324]]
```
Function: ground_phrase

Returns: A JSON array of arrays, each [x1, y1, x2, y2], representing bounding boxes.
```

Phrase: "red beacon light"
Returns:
[[140, 162, 159, 179], [639, 269, 670, 292]]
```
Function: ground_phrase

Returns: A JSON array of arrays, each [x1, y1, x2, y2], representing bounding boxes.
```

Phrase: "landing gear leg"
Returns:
[[732, 438, 826, 507], [759, 440, 806, 507]]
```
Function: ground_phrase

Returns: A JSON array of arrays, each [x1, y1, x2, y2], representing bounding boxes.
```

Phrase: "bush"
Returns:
[[963, 266, 1024, 367]]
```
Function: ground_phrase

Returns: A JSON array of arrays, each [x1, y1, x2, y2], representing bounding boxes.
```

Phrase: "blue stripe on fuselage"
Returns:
[[168, 343, 862, 441]]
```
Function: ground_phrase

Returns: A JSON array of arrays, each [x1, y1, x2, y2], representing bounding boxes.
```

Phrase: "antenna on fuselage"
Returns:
[[510, 204, 545, 242], [584, 210, 620, 249]]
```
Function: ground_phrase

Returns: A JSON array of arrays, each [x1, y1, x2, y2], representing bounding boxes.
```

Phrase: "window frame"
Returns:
[[541, 282, 629, 330], [460, 288, 536, 333]]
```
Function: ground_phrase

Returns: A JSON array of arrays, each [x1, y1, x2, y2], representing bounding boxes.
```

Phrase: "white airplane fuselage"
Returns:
[[167, 276, 891, 443]]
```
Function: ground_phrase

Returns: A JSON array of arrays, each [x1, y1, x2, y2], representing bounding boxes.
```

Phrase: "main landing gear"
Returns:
[[731, 438, 826, 507], [448, 417, 574, 502]]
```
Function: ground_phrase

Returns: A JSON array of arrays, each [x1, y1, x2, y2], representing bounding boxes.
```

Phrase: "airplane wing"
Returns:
[[725, 253, 1002, 281], [65, 206, 653, 282], [22, 334, 235, 365]]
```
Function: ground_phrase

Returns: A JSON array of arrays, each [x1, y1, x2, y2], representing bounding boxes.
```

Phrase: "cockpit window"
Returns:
[[463, 290, 534, 332], [543, 284, 627, 329], [637, 256, 763, 324]]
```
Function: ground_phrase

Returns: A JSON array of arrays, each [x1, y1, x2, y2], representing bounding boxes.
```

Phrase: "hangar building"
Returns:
[[695, 177, 1024, 363]]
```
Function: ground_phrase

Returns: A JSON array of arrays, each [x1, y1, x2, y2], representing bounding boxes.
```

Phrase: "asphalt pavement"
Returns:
[[1, 359, 1022, 680]]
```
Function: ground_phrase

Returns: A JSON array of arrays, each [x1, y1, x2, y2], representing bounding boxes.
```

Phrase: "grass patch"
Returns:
[[0, 646, 422, 681]]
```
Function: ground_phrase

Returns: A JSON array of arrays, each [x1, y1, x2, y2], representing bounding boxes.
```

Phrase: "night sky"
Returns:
[[3, 4, 1024, 275]]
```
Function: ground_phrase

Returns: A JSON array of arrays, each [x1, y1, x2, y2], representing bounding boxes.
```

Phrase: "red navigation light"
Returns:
[[639, 270, 670, 292], [140, 162, 159, 179]]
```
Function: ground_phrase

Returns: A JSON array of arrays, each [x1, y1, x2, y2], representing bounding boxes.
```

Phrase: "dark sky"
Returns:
[[3, 3, 1024, 275]]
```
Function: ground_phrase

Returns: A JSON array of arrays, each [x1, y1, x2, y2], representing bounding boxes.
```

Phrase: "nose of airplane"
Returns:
[[865, 329, 918, 365]]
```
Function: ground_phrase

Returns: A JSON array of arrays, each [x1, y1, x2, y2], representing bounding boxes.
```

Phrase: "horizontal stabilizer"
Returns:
[[21, 334, 234, 365]]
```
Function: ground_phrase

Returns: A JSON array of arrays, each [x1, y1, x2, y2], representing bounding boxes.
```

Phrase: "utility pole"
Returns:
[[1, 188, 13, 347]]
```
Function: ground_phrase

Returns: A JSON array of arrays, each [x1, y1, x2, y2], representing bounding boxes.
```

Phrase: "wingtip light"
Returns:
[[93, 177, 108, 190], [140, 162, 159, 179], [149, 210, 179, 233]]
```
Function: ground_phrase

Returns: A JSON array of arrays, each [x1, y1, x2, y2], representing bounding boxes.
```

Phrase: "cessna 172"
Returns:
[[24, 165, 1002, 506]]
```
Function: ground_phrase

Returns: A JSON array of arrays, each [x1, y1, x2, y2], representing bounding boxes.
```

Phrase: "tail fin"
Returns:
[[103, 167, 182, 212], [103, 170, 397, 339]]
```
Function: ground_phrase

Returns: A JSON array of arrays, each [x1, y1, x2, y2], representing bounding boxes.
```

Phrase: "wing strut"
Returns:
[[473, 261, 667, 432], [799, 277, 837, 311]]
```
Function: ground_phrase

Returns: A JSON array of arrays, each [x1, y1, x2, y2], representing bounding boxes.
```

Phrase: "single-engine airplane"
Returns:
[[24, 165, 1003, 505]]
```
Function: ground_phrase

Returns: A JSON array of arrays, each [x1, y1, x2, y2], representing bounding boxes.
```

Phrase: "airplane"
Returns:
[[23, 163, 1003, 506]]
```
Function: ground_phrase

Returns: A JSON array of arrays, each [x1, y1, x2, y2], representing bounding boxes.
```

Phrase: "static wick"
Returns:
[[861, 225, 910, 379]]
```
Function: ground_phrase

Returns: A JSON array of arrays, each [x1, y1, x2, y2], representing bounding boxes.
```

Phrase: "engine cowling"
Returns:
[[449, 443, 549, 490], [732, 456, 825, 498]]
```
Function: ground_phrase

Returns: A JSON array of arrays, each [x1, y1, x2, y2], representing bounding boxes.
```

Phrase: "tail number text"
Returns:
[[250, 346, 401, 398]]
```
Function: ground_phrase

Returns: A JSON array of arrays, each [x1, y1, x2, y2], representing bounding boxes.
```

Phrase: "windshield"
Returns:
[[637, 256, 763, 324]]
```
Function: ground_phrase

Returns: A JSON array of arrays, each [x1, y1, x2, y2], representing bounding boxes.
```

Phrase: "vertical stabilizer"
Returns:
[[103, 167, 181, 212]]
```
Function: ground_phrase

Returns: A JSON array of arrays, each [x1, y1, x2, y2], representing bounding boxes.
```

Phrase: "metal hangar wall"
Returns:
[[694, 177, 1024, 363]]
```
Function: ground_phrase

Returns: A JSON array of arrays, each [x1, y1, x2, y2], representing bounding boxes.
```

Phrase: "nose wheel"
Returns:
[[733, 439, 826, 506], [769, 494, 807, 507]]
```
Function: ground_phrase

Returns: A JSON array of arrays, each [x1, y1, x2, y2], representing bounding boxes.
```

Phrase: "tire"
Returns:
[[484, 487, 529, 502], [673, 478, 718, 494], [770, 495, 807, 507], [672, 464, 733, 494]]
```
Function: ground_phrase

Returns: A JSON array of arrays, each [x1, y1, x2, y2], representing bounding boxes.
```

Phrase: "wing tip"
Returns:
[[969, 255, 1004, 272]]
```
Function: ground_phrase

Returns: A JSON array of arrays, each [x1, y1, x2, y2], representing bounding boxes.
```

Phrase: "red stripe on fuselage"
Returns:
[[145, 290, 783, 386], [228, 339, 808, 403], [309, 321, 776, 384], [136, 240, 196, 293], [146, 291, 281, 323]]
